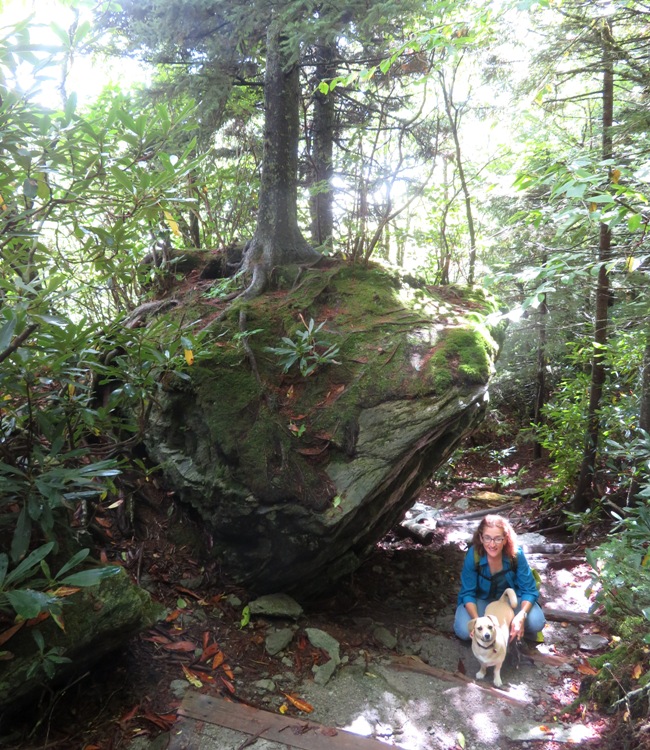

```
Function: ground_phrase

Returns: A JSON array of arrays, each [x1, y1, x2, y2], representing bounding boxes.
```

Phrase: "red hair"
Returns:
[[471, 514, 518, 560]]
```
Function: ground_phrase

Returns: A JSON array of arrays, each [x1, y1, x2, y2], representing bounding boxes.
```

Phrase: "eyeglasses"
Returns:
[[482, 534, 504, 545]]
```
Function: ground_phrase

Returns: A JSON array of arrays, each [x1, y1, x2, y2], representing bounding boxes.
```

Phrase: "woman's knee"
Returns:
[[453, 605, 471, 640], [525, 603, 546, 635]]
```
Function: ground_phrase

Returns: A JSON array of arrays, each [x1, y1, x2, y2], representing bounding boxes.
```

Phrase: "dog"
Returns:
[[467, 588, 518, 687]]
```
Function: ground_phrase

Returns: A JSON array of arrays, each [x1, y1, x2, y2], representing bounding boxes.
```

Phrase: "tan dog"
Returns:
[[467, 588, 518, 687]]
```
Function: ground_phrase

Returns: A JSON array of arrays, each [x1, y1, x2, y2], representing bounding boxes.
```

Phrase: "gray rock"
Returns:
[[169, 679, 191, 699], [249, 593, 303, 619], [265, 627, 295, 656], [579, 634, 609, 651], [373, 626, 398, 650], [254, 679, 276, 692], [142, 269, 500, 596], [305, 628, 340, 663], [0, 568, 162, 713], [313, 658, 339, 686]]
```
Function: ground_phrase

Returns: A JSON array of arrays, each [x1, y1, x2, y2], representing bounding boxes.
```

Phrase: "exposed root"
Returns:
[[239, 309, 263, 390]]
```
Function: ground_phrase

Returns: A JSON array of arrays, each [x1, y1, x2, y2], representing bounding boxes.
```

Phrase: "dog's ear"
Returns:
[[467, 618, 476, 638], [487, 614, 500, 628]]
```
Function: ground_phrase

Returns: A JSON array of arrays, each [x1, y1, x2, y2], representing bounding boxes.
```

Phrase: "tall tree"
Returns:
[[240, 18, 322, 298], [571, 18, 615, 512]]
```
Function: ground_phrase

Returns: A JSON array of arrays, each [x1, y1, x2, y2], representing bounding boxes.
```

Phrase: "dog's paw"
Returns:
[[493, 676, 503, 687], [475, 670, 486, 680]]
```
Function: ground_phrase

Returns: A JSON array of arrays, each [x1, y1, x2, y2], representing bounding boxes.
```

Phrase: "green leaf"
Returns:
[[10, 508, 33, 565], [55, 548, 90, 580], [0, 554, 8, 590], [240, 605, 250, 628], [628, 213, 642, 232], [5, 541, 55, 587], [60, 566, 121, 587], [0, 317, 17, 351], [5, 589, 59, 619]]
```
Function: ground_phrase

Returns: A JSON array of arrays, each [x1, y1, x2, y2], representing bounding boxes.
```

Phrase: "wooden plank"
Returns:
[[389, 655, 530, 706], [177, 691, 394, 750]]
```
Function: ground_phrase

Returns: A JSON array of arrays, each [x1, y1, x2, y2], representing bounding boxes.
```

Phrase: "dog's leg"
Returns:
[[476, 667, 487, 681], [493, 665, 503, 687]]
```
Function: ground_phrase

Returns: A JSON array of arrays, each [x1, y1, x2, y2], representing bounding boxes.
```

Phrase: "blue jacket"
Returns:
[[457, 545, 539, 607]]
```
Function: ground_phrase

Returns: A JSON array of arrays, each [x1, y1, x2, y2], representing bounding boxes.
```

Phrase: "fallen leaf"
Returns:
[[279, 704, 288, 714], [182, 664, 203, 688], [142, 634, 172, 645], [222, 664, 235, 680], [165, 609, 182, 623], [118, 704, 140, 728], [0, 622, 24, 647], [142, 710, 177, 731], [212, 651, 225, 669], [577, 662, 598, 676], [457, 658, 466, 675], [632, 663, 643, 680], [163, 640, 197, 652], [49, 586, 81, 598], [220, 676, 235, 694], [317, 727, 338, 737], [201, 642, 220, 661], [176, 586, 202, 600], [283, 693, 314, 713]]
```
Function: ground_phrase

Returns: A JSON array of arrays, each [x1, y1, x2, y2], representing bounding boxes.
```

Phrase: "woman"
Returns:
[[453, 514, 545, 642]]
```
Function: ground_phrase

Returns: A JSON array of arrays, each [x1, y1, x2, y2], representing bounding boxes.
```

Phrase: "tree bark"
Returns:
[[308, 40, 336, 252], [439, 64, 477, 286], [533, 290, 548, 460], [627, 333, 650, 505], [572, 20, 614, 512], [240, 19, 321, 299]]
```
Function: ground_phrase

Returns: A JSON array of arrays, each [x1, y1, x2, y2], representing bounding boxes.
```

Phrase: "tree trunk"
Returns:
[[627, 333, 650, 505], [572, 20, 614, 512], [532, 291, 548, 460], [241, 19, 321, 299], [439, 66, 476, 286], [308, 40, 336, 253]]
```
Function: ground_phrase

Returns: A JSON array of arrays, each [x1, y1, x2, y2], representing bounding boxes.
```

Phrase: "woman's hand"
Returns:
[[510, 611, 526, 642]]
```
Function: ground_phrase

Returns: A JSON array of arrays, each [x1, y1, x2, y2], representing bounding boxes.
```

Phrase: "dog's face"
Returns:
[[470, 615, 499, 647]]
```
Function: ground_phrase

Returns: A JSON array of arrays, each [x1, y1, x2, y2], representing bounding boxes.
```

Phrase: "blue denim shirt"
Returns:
[[457, 545, 539, 607]]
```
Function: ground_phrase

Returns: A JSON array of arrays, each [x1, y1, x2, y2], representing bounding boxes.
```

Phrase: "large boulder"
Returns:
[[0, 568, 162, 712], [143, 262, 501, 596]]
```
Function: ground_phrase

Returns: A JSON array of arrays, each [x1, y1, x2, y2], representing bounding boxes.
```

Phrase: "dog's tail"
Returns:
[[501, 588, 518, 608]]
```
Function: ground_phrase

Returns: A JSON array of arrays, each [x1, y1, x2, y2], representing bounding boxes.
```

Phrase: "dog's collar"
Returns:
[[475, 640, 497, 653]]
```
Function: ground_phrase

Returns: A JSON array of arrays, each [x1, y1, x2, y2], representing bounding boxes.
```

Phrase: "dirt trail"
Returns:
[[4, 464, 616, 750], [167, 493, 612, 750]]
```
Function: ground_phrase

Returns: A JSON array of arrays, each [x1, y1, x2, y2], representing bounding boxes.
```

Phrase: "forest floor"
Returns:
[[3, 443, 633, 750]]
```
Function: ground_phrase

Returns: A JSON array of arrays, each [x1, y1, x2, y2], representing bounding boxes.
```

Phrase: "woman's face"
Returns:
[[481, 524, 505, 559]]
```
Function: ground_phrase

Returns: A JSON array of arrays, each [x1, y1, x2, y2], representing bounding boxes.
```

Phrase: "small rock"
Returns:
[[305, 628, 340, 663], [373, 626, 397, 650], [265, 627, 295, 656], [313, 658, 338, 686], [180, 576, 204, 589], [517, 488, 543, 498], [249, 593, 303, 619], [254, 679, 276, 692], [455, 497, 470, 510], [579, 634, 609, 651], [169, 679, 191, 699], [225, 594, 243, 608]]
